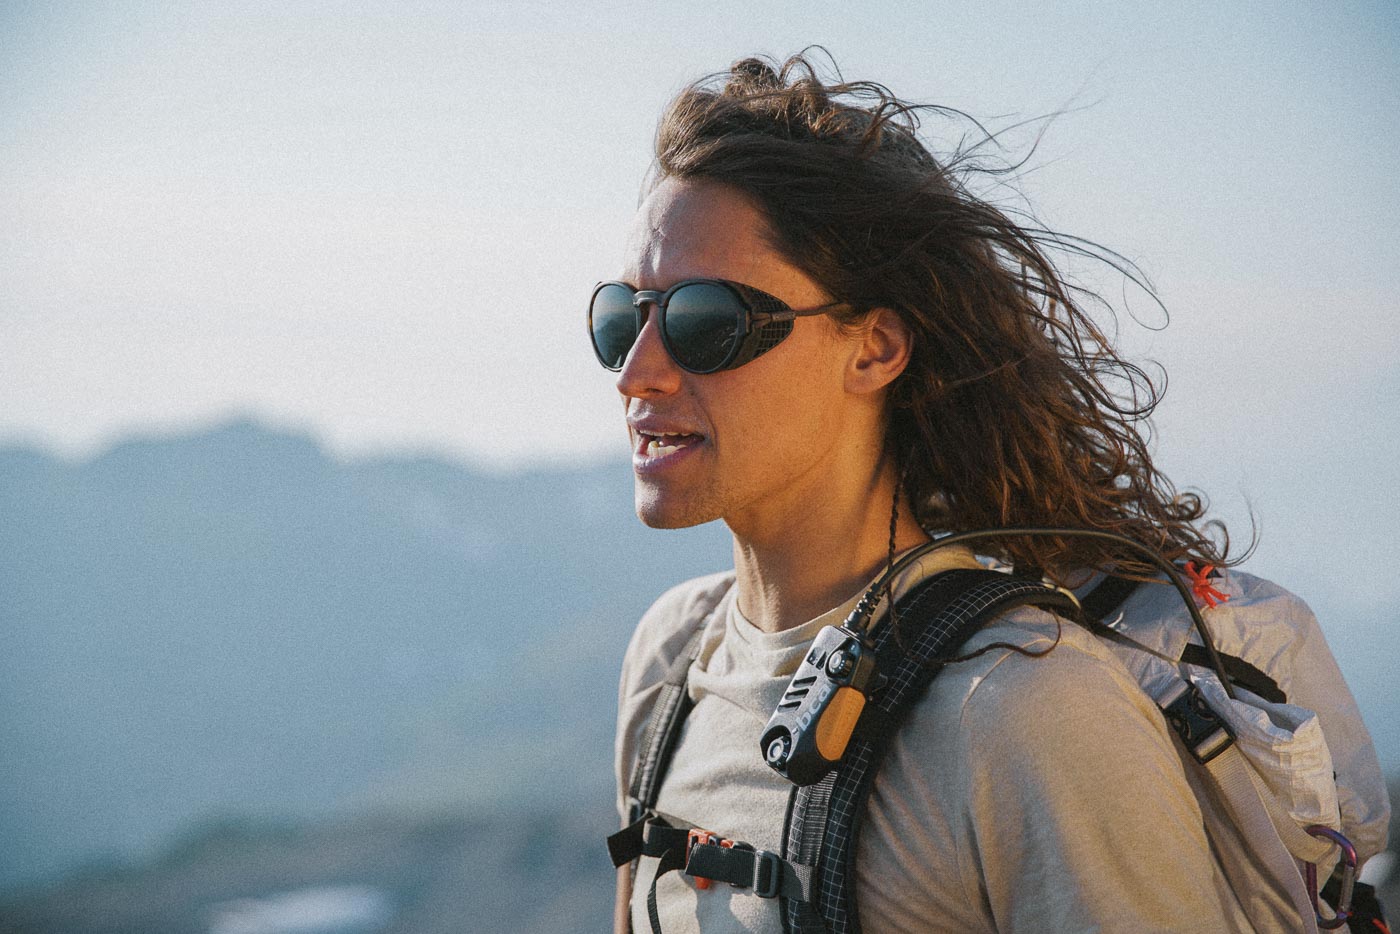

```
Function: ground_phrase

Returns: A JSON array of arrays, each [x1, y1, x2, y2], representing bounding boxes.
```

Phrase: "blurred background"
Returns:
[[2, 1, 1397, 931]]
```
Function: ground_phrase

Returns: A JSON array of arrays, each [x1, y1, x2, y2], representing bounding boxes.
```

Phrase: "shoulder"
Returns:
[[618, 570, 736, 698], [936, 606, 1166, 750], [876, 606, 1172, 811], [862, 607, 1233, 929], [613, 571, 735, 817], [639, 569, 737, 633]]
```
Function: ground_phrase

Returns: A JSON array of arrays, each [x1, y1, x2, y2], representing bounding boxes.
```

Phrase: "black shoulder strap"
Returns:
[[629, 623, 707, 819], [608, 592, 722, 872], [1078, 573, 1142, 626], [782, 568, 1079, 934]]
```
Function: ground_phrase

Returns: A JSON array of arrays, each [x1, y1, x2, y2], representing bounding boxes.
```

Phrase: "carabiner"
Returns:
[[1304, 825, 1358, 930]]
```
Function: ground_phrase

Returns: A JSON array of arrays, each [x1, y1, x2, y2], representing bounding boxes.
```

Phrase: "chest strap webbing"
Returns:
[[782, 569, 1081, 934], [629, 816, 816, 934]]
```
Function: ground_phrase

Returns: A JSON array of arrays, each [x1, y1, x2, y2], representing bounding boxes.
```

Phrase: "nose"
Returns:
[[616, 307, 682, 399]]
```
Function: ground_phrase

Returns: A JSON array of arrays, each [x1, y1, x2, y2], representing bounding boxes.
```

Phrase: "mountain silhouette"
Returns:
[[0, 418, 731, 891]]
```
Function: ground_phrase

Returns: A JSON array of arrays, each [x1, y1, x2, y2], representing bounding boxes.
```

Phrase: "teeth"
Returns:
[[645, 434, 691, 457]]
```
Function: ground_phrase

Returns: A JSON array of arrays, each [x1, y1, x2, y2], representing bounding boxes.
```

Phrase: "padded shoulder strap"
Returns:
[[609, 628, 708, 901], [609, 590, 729, 934], [628, 622, 707, 820], [609, 625, 706, 872], [782, 569, 1079, 934]]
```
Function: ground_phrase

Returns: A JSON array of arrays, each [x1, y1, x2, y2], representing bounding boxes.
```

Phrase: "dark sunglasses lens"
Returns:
[[590, 284, 639, 370], [665, 282, 744, 372]]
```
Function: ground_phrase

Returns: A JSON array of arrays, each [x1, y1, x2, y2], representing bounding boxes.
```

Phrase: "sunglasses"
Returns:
[[588, 278, 849, 375]]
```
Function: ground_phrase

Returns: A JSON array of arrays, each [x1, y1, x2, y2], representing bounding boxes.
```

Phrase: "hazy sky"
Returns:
[[3, 2, 1398, 596]]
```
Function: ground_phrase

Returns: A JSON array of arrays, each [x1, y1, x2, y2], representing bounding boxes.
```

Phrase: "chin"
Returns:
[[634, 485, 718, 530]]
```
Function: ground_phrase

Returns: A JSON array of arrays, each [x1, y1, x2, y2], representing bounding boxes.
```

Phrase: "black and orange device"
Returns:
[[759, 625, 880, 786]]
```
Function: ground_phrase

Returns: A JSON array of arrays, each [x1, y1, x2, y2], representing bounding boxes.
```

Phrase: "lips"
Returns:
[[628, 420, 707, 470]]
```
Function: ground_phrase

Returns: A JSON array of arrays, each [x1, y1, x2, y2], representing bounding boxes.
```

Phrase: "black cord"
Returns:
[[847, 527, 1238, 701], [884, 461, 903, 637]]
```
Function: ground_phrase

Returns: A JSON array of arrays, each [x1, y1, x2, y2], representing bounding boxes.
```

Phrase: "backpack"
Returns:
[[608, 553, 1390, 933]]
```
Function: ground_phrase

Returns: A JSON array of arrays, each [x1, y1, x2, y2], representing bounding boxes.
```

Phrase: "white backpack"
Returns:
[[1088, 565, 1390, 931]]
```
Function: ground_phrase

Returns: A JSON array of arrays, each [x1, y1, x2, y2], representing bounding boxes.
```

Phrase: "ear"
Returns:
[[844, 308, 912, 396]]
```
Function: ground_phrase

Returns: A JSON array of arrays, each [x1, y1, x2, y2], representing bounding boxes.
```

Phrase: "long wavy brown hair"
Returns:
[[652, 52, 1243, 581]]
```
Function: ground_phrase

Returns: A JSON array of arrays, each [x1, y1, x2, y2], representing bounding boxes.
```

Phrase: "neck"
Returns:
[[730, 455, 930, 633]]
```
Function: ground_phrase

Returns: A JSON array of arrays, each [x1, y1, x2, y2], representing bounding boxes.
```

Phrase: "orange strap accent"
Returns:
[[1185, 561, 1229, 609]]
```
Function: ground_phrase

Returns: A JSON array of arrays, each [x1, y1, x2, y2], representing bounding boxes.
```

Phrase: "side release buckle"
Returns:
[[1160, 680, 1234, 763]]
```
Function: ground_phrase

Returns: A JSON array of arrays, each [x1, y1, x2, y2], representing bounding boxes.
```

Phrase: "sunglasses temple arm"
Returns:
[[754, 303, 847, 326]]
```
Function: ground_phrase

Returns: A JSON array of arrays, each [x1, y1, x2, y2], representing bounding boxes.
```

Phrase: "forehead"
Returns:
[[621, 177, 792, 292]]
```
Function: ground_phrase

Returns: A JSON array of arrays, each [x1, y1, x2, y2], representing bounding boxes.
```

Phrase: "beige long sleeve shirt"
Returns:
[[614, 547, 1252, 932]]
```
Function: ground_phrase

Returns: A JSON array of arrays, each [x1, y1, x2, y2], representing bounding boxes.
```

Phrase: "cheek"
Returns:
[[718, 348, 847, 459]]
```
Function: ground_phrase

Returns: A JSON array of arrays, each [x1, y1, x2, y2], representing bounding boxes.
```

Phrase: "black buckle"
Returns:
[[1161, 681, 1233, 764], [752, 850, 781, 899]]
